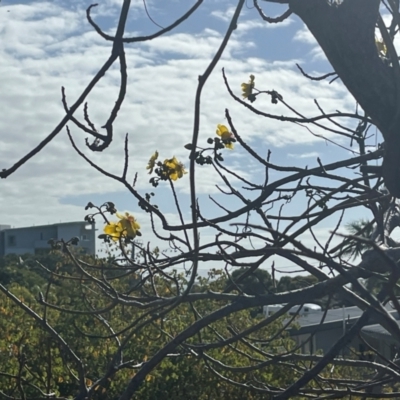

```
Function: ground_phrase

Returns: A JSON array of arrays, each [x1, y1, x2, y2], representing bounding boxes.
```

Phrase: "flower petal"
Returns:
[[216, 124, 229, 137], [146, 151, 159, 174]]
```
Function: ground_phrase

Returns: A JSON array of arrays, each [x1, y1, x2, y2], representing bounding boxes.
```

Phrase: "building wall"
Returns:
[[57, 223, 96, 254], [293, 333, 317, 354], [291, 310, 399, 358], [0, 222, 96, 256], [315, 326, 346, 354], [292, 324, 364, 356], [0, 225, 11, 256]]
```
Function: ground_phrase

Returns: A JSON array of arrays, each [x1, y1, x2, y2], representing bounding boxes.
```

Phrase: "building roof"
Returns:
[[361, 320, 400, 342], [293, 303, 399, 331], [1, 221, 93, 231]]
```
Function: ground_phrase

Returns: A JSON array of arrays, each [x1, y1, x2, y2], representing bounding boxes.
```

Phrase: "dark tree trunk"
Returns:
[[289, 0, 400, 197]]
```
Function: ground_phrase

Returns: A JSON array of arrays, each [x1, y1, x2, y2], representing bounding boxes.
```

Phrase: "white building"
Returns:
[[0, 221, 96, 256]]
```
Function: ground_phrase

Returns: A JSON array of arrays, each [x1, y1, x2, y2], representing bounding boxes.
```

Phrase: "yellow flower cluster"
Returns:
[[163, 156, 187, 180], [216, 124, 234, 150], [146, 152, 187, 181], [104, 212, 141, 241], [241, 74, 255, 99], [375, 37, 387, 56], [146, 150, 159, 174]]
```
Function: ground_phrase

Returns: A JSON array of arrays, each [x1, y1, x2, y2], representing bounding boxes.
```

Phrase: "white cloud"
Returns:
[[0, 0, 359, 255], [238, 16, 293, 33], [288, 152, 319, 159], [210, 6, 236, 22], [293, 25, 317, 45]]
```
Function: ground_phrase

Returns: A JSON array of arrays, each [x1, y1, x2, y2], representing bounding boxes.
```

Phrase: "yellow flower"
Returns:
[[216, 124, 234, 150], [104, 212, 141, 240], [146, 151, 159, 174], [117, 212, 141, 238], [103, 222, 124, 241], [163, 156, 187, 181], [375, 37, 387, 56], [241, 74, 255, 99]]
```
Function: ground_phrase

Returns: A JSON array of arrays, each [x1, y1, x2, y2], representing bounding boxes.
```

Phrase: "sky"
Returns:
[[0, 0, 387, 275]]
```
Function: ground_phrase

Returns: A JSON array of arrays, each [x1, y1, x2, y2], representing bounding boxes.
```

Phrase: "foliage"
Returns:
[[276, 275, 319, 293], [229, 267, 275, 295], [335, 219, 375, 260], [0, 258, 298, 399]]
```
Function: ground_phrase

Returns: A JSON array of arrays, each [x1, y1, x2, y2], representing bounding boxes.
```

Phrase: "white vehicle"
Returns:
[[264, 303, 321, 317]]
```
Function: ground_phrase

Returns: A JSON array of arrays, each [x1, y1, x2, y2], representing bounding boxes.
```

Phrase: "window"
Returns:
[[8, 235, 16, 246]]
